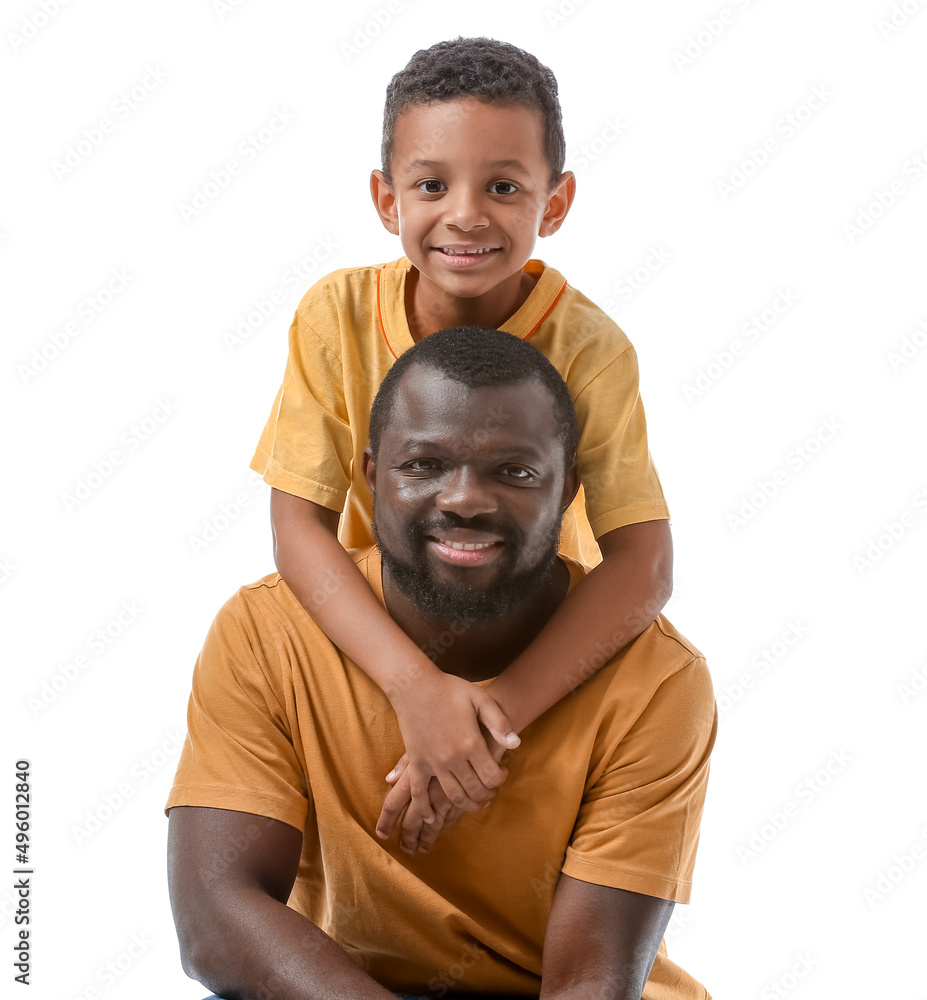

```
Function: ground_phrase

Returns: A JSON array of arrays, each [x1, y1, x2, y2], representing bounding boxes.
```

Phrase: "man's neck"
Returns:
[[381, 559, 570, 681]]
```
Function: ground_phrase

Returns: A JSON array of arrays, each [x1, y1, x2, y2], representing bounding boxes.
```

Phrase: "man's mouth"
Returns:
[[436, 539, 496, 551], [425, 529, 504, 566]]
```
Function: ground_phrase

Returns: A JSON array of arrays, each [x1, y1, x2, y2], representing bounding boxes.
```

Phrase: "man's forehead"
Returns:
[[385, 366, 557, 450]]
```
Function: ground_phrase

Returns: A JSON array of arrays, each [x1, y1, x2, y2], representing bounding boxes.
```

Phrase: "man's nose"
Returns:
[[435, 467, 497, 518]]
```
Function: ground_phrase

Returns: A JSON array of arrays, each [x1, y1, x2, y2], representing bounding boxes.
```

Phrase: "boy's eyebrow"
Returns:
[[403, 158, 532, 173]]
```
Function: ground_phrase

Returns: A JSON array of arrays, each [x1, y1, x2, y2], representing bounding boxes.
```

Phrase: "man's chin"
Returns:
[[380, 547, 557, 626]]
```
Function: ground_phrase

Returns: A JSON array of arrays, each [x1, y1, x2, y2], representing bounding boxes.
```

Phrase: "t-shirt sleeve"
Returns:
[[572, 344, 670, 537], [250, 303, 353, 511], [561, 655, 716, 903], [165, 588, 310, 832]]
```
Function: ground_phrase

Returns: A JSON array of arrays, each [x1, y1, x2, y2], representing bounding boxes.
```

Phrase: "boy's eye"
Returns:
[[489, 181, 517, 195], [417, 180, 446, 194]]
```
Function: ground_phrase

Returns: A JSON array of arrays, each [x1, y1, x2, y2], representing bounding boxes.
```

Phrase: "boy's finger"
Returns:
[[384, 752, 409, 783], [477, 701, 520, 750]]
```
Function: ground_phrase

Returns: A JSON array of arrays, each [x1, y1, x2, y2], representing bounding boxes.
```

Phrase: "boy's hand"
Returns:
[[377, 672, 519, 844], [378, 739, 512, 854]]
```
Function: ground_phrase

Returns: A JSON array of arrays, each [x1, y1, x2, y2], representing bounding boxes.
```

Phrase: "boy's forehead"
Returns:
[[391, 98, 547, 173]]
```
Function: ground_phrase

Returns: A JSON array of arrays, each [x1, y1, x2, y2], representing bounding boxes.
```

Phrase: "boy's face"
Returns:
[[371, 98, 574, 309]]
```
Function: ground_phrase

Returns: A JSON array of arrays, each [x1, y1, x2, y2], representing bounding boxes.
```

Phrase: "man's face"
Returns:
[[371, 97, 573, 307], [364, 366, 577, 624]]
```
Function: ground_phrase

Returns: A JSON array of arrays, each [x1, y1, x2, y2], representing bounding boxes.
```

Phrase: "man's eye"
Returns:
[[501, 466, 533, 480], [489, 181, 517, 195], [417, 180, 445, 194], [406, 459, 439, 473]]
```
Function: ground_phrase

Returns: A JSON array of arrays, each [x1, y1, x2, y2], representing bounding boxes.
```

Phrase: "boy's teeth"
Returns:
[[442, 247, 491, 255], [441, 540, 493, 551]]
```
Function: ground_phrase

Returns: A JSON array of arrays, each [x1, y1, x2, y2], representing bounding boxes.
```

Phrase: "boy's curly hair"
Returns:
[[381, 37, 565, 188]]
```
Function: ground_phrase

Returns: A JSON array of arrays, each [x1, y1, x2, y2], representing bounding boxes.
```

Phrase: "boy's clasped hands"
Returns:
[[376, 669, 520, 854]]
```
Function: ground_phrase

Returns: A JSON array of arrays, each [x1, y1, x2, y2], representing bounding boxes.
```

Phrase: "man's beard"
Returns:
[[374, 510, 562, 625]]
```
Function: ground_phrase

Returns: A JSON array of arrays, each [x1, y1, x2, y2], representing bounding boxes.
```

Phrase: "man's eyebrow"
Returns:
[[399, 438, 549, 462]]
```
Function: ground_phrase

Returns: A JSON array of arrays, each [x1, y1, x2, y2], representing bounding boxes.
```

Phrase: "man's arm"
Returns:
[[540, 874, 674, 1000], [167, 806, 396, 1000]]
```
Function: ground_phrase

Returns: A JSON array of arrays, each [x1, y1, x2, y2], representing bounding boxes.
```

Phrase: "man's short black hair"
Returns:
[[381, 37, 565, 188], [368, 326, 578, 469]]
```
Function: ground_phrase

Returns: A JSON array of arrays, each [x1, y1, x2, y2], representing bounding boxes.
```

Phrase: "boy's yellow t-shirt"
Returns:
[[251, 257, 669, 566], [166, 548, 715, 997]]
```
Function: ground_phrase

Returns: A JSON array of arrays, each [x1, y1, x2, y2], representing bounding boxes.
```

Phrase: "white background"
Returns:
[[3, 0, 926, 997]]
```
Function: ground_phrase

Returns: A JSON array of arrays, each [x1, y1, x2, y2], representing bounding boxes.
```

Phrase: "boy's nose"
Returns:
[[435, 468, 497, 519], [443, 188, 489, 231]]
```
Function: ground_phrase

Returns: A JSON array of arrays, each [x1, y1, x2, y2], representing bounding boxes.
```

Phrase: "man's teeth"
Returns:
[[440, 539, 494, 551], [441, 247, 493, 255]]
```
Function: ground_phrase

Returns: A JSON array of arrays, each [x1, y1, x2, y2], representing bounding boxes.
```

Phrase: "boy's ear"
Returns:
[[370, 170, 400, 236], [362, 447, 377, 496], [539, 170, 576, 238]]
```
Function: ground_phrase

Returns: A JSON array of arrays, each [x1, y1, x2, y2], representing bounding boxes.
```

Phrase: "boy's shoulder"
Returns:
[[295, 257, 410, 308]]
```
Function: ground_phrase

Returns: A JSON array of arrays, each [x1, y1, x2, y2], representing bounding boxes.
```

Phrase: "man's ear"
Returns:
[[362, 447, 377, 497], [561, 460, 581, 512], [539, 170, 576, 238], [370, 170, 400, 236]]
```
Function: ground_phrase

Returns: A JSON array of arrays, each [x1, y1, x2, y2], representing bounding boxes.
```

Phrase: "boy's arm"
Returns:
[[488, 519, 673, 731], [271, 489, 517, 833]]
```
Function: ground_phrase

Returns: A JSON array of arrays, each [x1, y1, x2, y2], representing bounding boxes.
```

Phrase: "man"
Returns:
[[166, 327, 716, 1000]]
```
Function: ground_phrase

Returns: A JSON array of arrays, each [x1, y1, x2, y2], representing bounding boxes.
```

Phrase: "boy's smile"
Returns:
[[371, 97, 575, 339]]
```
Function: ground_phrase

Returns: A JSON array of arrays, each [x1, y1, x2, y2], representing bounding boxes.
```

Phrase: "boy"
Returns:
[[251, 37, 672, 853]]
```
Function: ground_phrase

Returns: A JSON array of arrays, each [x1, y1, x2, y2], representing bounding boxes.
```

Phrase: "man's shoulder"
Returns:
[[231, 548, 380, 621]]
